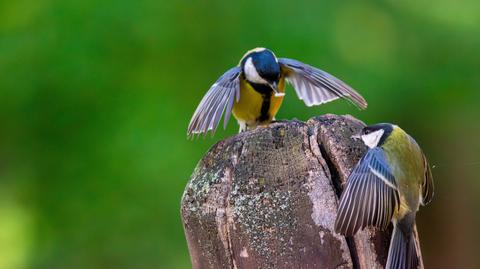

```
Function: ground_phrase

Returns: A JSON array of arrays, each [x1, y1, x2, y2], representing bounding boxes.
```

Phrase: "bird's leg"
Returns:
[[238, 121, 247, 133]]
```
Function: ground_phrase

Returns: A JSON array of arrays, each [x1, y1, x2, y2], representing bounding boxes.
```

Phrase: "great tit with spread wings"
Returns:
[[335, 123, 434, 269], [187, 48, 367, 136]]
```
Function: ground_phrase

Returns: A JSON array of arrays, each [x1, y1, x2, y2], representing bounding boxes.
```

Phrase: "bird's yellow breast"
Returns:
[[232, 76, 286, 127]]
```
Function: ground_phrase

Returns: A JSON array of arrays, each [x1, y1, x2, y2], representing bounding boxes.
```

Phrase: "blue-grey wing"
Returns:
[[187, 67, 241, 137], [335, 147, 399, 236], [278, 58, 367, 109]]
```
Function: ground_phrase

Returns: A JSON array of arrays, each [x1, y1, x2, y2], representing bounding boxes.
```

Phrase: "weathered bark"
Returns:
[[181, 114, 424, 269]]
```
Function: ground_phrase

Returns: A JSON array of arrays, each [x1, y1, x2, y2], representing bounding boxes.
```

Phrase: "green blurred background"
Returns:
[[1, 0, 479, 268]]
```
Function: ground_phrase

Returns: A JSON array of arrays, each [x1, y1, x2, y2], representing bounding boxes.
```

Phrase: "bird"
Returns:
[[334, 123, 434, 269], [187, 47, 367, 136]]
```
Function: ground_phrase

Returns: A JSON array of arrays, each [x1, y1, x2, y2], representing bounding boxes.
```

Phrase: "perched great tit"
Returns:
[[187, 48, 367, 136], [335, 123, 434, 269]]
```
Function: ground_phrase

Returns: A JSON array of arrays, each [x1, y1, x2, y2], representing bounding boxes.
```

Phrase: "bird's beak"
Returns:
[[270, 81, 285, 97], [351, 133, 362, 140]]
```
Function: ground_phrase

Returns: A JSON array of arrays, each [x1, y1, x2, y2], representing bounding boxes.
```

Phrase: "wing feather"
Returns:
[[279, 58, 367, 109], [187, 67, 241, 136], [421, 153, 434, 205], [208, 87, 229, 132], [335, 148, 399, 236]]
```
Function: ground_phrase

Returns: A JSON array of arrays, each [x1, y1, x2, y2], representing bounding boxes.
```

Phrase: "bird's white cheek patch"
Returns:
[[244, 57, 267, 84], [361, 129, 384, 148]]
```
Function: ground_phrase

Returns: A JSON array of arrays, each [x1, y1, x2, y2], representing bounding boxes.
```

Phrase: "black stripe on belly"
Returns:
[[258, 92, 272, 122], [250, 82, 273, 122]]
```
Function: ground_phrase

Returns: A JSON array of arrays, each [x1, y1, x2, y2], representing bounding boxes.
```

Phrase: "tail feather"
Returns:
[[386, 223, 420, 269]]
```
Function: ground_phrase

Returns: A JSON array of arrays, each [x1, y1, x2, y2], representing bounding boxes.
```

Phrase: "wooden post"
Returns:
[[181, 114, 424, 269]]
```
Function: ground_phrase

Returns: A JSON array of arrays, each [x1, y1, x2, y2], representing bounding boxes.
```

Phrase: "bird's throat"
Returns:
[[249, 82, 273, 95]]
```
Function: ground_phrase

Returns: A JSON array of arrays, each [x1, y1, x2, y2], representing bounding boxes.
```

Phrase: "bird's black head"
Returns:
[[240, 48, 281, 87], [360, 123, 394, 148]]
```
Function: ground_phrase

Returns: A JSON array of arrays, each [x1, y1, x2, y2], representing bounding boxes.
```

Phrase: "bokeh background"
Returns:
[[1, 0, 479, 268]]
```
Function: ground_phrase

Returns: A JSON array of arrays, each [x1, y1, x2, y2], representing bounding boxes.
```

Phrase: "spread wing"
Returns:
[[279, 58, 367, 109], [421, 153, 434, 205], [187, 67, 241, 137], [335, 147, 399, 236]]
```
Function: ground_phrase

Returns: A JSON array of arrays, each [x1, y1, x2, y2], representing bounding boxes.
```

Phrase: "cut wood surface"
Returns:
[[181, 114, 423, 269]]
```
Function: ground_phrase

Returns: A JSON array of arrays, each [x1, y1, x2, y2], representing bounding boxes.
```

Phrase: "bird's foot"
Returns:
[[271, 118, 301, 124], [270, 119, 289, 124]]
